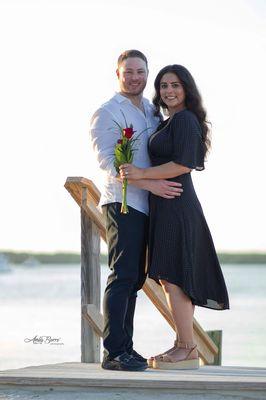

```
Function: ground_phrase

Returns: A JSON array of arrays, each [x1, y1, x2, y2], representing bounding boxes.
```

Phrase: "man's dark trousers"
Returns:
[[102, 202, 148, 359]]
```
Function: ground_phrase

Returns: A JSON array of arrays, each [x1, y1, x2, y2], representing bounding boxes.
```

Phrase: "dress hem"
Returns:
[[148, 274, 230, 311]]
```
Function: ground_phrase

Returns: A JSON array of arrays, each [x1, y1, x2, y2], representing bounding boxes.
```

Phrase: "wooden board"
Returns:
[[0, 363, 266, 396], [83, 304, 104, 337], [80, 208, 101, 362]]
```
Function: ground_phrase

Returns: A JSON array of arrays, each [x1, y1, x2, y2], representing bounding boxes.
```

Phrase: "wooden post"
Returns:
[[206, 330, 222, 365], [81, 188, 101, 362]]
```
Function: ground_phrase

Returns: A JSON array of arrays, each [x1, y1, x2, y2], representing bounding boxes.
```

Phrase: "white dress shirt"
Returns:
[[89, 93, 160, 215]]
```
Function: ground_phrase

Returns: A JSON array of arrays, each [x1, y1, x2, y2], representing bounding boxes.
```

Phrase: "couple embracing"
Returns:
[[89, 49, 229, 372]]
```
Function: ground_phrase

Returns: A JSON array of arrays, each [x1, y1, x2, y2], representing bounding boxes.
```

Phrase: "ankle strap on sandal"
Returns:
[[177, 341, 197, 349]]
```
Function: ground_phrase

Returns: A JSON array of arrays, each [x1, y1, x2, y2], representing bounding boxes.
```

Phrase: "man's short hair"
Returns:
[[117, 50, 148, 68]]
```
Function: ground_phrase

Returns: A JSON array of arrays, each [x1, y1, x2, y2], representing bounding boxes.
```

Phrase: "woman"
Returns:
[[119, 64, 229, 370]]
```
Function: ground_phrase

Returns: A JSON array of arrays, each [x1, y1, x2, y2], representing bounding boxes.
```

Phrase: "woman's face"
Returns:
[[159, 72, 186, 114]]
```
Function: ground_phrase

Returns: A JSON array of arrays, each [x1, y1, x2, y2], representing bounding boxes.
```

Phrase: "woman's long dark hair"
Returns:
[[153, 64, 211, 156]]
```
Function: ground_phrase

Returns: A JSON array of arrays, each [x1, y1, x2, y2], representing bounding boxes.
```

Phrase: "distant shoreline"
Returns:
[[1, 251, 266, 265]]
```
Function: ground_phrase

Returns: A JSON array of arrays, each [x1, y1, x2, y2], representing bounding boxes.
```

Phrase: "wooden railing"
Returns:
[[65, 176, 221, 365]]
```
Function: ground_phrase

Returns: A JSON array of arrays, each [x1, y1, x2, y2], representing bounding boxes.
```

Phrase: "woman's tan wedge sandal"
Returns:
[[147, 340, 178, 368], [153, 341, 199, 370]]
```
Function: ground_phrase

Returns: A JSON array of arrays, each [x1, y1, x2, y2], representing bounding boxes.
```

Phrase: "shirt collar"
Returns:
[[113, 92, 150, 106], [113, 92, 129, 103]]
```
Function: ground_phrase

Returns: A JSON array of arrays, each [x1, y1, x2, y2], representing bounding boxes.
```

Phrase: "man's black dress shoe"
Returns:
[[101, 352, 148, 371]]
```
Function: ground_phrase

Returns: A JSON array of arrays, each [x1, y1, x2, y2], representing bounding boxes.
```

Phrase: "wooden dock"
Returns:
[[0, 362, 266, 399]]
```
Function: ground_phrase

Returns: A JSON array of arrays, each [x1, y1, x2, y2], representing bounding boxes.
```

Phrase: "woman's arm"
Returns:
[[119, 162, 191, 180]]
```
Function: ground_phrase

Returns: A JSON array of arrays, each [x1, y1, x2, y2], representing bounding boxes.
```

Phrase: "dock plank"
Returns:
[[0, 363, 266, 395]]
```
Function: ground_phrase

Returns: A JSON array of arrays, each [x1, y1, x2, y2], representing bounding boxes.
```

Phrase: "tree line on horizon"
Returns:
[[1, 251, 266, 265]]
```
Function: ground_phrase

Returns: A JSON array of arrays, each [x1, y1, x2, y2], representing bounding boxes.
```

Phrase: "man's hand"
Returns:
[[148, 180, 183, 199], [116, 176, 183, 199]]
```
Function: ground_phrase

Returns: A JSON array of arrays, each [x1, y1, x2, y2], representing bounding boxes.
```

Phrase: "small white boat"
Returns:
[[0, 254, 12, 273]]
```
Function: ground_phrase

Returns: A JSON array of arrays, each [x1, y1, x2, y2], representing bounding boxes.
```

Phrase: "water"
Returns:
[[0, 263, 265, 371]]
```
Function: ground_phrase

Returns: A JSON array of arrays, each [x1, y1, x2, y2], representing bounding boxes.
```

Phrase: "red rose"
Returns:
[[123, 127, 134, 139], [117, 139, 123, 144]]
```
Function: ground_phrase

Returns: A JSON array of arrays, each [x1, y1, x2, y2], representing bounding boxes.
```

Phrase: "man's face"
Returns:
[[116, 57, 148, 96]]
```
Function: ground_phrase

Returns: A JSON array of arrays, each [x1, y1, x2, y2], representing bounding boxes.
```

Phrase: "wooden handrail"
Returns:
[[65, 176, 219, 364], [65, 177, 106, 241]]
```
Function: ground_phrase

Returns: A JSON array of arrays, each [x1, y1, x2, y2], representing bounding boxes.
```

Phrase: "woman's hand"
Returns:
[[119, 163, 144, 180]]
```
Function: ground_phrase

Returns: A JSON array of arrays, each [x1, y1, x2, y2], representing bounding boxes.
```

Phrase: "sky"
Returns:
[[0, 0, 265, 253]]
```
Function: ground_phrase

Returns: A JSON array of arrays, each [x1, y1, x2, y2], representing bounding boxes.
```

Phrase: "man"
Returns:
[[89, 50, 182, 371]]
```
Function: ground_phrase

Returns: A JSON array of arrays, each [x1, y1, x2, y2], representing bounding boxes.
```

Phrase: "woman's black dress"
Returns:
[[148, 109, 229, 310]]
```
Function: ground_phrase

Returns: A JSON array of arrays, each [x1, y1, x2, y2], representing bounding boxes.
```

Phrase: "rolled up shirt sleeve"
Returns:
[[89, 108, 120, 178]]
